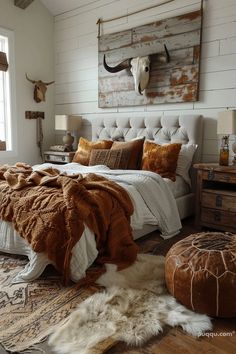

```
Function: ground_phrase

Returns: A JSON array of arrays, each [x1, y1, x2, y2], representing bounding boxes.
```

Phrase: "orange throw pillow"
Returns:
[[141, 141, 181, 181], [111, 139, 144, 169], [73, 137, 113, 165]]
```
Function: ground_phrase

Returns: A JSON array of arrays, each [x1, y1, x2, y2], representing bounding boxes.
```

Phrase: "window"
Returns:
[[0, 27, 16, 154]]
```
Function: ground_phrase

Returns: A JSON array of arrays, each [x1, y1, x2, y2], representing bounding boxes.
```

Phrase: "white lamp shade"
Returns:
[[68, 115, 82, 131], [55, 115, 82, 131], [55, 115, 68, 130], [217, 110, 236, 135]]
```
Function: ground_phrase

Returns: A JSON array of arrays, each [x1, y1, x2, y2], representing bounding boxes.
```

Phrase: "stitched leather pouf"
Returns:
[[165, 232, 236, 317]]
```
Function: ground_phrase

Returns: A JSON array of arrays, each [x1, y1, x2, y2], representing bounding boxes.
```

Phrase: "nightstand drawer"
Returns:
[[44, 151, 75, 164], [202, 170, 236, 184], [45, 154, 69, 163], [194, 163, 236, 232], [201, 208, 236, 230], [202, 190, 236, 212]]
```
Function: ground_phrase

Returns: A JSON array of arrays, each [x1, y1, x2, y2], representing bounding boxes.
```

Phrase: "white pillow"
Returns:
[[176, 144, 198, 186]]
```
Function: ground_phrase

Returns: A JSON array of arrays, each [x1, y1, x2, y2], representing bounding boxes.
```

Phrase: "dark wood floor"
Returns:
[[107, 319, 236, 354], [0, 217, 235, 354]]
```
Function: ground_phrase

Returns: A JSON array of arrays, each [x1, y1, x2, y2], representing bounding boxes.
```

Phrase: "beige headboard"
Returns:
[[92, 115, 203, 162]]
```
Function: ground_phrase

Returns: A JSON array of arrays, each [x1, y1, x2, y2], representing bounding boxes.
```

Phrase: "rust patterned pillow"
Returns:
[[111, 138, 144, 169], [141, 141, 182, 181], [73, 137, 113, 165], [89, 149, 130, 169]]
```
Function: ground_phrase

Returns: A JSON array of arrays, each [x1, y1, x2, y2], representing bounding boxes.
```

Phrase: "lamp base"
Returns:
[[219, 150, 229, 166], [63, 131, 74, 152], [219, 135, 229, 166]]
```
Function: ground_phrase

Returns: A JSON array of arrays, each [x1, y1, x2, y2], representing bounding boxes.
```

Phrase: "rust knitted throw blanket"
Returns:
[[0, 163, 138, 283]]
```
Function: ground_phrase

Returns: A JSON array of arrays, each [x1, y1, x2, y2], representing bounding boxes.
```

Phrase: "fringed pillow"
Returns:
[[89, 149, 130, 169], [110, 138, 144, 169], [73, 138, 113, 165], [141, 141, 181, 181]]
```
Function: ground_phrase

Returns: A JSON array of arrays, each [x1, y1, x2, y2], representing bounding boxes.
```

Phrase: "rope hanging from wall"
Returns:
[[96, 0, 174, 37], [96, 0, 205, 38]]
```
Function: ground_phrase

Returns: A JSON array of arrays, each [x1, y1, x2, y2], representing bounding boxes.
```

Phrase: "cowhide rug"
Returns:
[[49, 254, 212, 354]]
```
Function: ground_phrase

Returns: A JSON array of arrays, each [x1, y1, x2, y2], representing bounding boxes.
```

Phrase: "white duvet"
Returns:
[[0, 163, 181, 283]]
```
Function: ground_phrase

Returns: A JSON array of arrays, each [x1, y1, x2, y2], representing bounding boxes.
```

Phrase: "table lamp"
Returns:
[[55, 115, 82, 151], [217, 110, 236, 166]]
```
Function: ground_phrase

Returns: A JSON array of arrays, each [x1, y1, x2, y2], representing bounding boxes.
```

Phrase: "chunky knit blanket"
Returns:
[[0, 163, 138, 283]]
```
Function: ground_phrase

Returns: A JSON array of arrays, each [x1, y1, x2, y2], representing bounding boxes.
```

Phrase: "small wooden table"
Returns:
[[193, 163, 236, 233]]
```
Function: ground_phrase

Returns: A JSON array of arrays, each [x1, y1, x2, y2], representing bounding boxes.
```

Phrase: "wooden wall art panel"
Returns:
[[98, 9, 202, 108]]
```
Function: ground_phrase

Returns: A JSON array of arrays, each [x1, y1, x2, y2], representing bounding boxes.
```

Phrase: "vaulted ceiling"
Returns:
[[39, 0, 99, 16], [14, 0, 98, 15]]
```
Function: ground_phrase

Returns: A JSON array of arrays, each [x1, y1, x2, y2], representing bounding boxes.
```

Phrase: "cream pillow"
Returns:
[[176, 144, 198, 186]]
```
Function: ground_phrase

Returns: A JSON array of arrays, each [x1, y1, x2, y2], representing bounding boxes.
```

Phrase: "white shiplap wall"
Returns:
[[54, 0, 236, 162], [0, 0, 54, 166]]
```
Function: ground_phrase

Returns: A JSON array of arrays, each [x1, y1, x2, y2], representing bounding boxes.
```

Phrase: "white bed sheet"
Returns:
[[164, 176, 190, 199], [0, 163, 185, 283]]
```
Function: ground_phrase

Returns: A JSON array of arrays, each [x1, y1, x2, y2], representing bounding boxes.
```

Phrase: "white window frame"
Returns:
[[0, 27, 17, 157]]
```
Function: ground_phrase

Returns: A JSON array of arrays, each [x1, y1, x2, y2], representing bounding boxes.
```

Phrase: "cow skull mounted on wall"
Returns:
[[103, 45, 170, 95], [26, 73, 55, 103]]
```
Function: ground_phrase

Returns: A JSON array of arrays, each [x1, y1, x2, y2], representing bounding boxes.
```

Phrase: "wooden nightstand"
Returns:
[[194, 163, 236, 233], [44, 151, 75, 164]]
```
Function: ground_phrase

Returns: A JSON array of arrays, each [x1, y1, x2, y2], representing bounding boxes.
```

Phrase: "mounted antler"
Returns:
[[158, 44, 170, 63], [25, 73, 55, 103], [42, 80, 55, 86], [164, 44, 170, 62], [25, 73, 36, 84], [103, 56, 131, 73], [103, 45, 170, 95]]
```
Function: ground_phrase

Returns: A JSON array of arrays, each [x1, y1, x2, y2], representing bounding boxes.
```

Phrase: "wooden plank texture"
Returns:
[[98, 9, 202, 107]]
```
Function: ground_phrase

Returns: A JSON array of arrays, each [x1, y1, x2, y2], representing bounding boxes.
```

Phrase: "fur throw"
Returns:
[[49, 254, 212, 354], [0, 163, 138, 283]]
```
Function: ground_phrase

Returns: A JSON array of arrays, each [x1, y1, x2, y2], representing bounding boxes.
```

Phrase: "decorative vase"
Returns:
[[219, 136, 229, 166]]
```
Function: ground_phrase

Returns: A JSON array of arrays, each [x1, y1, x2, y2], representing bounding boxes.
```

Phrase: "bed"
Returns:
[[92, 114, 203, 225], [0, 114, 203, 283]]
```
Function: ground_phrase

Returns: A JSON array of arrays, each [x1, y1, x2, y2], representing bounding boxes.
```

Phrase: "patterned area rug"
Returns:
[[0, 253, 99, 353], [0, 232, 166, 353]]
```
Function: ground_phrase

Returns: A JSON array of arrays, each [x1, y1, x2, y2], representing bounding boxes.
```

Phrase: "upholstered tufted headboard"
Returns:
[[92, 115, 203, 162]]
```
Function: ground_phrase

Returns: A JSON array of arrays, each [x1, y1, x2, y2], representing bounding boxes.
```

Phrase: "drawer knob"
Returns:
[[208, 170, 214, 180], [216, 195, 222, 207], [214, 211, 221, 222]]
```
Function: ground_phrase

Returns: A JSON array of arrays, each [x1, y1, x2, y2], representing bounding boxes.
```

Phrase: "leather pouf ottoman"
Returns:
[[165, 232, 236, 317]]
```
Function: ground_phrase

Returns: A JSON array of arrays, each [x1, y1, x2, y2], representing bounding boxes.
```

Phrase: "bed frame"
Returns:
[[92, 114, 203, 237]]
